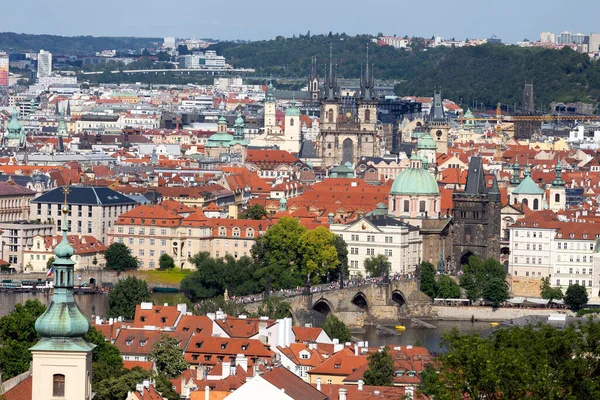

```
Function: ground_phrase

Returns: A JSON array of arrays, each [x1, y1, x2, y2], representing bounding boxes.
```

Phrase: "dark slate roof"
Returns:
[[272, 90, 312, 101], [429, 91, 446, 122], [364, 214, 418, 230], [0, 174, 51, 187], [464, 156, 487, 195], [31, 186, 137, 206], [298, 139, 318, 159]]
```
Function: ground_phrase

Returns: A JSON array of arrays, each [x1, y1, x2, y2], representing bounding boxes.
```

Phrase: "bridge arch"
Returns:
[[351, 292, 369, 311], [312, 298, 334, 316], [392, 290, 406, 307]]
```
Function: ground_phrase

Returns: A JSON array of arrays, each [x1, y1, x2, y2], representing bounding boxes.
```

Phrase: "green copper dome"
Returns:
[[233, 112, 245, 128], [206, 132, 233, 144], [512, 175, 544, 195], [218, 115, 227, 125], [391, 164, 439, 196], [417, 133, 437, 150], [32, 195, 91, 344]]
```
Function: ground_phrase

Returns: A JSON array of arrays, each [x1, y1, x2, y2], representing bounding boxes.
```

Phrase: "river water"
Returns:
[[0, 293, 490, 353]]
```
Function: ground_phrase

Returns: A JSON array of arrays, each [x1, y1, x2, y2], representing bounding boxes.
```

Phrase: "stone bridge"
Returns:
[[247, 279, 433, 328]]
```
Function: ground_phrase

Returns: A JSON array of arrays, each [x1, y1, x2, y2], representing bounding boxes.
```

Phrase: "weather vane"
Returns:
[[62, 186, 70, 213]]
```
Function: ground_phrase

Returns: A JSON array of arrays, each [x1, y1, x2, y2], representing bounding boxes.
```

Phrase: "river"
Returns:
[[0, 293, 490, 353]]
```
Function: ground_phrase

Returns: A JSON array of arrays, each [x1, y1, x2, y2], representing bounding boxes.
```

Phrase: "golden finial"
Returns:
[[62, 186, 70, 214]]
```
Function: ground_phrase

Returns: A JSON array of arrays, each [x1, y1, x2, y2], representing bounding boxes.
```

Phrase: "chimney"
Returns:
[[136, 384, 144, 394], [358, 380, 364, 391], [354, 344, 358, 356], [205, 386, 210, 400], [406, 386, 414, 400], [339, 388, 347, 400], [222, 361, 231, 379], [316, 378, 321, 391], [143, 380, 150, 389]]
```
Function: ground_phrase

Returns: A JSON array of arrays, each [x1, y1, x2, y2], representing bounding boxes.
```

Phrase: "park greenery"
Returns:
[[419, 261, 461, 300], [107, 276, 152, 319], [104, 242, 139, 271], [540, 276, 564, 301], [363, 346, 395, 387], [209, 33, 600, 108], [150, 333, 188, 400], [158, 253, 175, 270], [239, 204, 268, 220], [459, 256, 509, 306], [363, 254, 390, 278], [321, 314, 351, 343], [0, 299, 46, 380], [564, 283, 589, 311], [420, 321, 600, 399]]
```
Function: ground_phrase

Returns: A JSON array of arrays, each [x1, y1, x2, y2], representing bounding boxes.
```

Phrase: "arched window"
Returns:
[[53, 374, 65, 397], [523, 198, 529, 207], [365, 109, 371, 122], [513, 198, 517, 205], [555, 193, 560, 203], [533, 198, 539, 210], [403, 200, 410, 212], [419, 201, 426, 213], [327, 143, 332, 149], [465, 227, 472, 242], [59, 271, 64, 286], [290, 118, 294, 127], [313, 82, 317, 91], [328, 109, 334, 122]]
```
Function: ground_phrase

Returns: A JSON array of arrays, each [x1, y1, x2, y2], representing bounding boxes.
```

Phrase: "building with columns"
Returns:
[[30, 197, 94, 400]]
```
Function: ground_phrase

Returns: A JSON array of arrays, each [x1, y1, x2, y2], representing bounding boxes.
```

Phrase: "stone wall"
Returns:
[[432, 305, 573, 321], [510, 277, 542, 297]]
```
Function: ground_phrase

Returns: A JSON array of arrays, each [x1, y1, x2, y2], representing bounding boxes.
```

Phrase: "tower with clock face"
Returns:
[[427, 91, 449, 155]]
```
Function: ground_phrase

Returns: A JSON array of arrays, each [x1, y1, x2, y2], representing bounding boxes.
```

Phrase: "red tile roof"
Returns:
[[1, 375, 32, 400], [132, 304, 183, 329], [261, 367, 329, 400]]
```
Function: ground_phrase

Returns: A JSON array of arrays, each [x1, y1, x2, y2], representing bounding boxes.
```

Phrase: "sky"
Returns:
[[6, 0, 600, 44]]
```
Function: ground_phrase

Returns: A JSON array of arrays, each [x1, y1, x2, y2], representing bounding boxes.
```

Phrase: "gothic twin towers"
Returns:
[[315, 46, 381, 166]]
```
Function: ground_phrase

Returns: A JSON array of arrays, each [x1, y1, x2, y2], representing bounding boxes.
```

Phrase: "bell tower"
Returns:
[[30, 186, 94, 400], [427, 90, 449, 155], [320, 45, 339, 132], [548, 156, 566, 212], [356, 45, 378, 133], [308, 56, 319, 101]]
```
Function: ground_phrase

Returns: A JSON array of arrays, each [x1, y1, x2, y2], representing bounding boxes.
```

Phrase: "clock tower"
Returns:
[[428, 90, 449, 155]]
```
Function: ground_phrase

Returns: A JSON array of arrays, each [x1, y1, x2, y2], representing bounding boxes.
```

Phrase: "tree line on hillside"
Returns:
[[208, 34, 600, 109], [0, 32, 159, 54]]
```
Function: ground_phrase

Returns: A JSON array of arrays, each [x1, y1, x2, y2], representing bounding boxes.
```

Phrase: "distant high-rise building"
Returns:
[[572, 33, 586, 45], [37, 49, 52, 78], [0, 52, 8, 86], [589, 33, 600, 54], [540, 32, 556, 44], [164, 36, 176, 49], [558, 31, 572, 45]]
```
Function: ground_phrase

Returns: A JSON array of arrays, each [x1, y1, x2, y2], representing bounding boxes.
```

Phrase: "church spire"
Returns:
[[324, 44, 337, 101], [32, 186, 91, 341], [552, 156, 565, 187]]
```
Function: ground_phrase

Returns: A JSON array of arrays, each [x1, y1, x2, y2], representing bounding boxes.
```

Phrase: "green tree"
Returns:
[[436, 275, 461, 299], [321, 314, 351, 343], [193, 296, 249, 317], [540, 277, 563, 301], [420, 321, 600, 399], [363, 346, 395, 387], [92, 255, 98, 267], [84, 326, 123, 386], [240, 204, 268, 220], [150, 333, 188, 379], [251, 217, 307, 289], [419, 261, 437, 298], [0, 300, 46, 379], [46, 256, 55, 269], [158, 253, 175, 270], [93, 367, 151, 400], [104, 242, 138, 271], [253, 296, 292, 320], [107, 276, 152, 319], [564, 284, 589, 311], [330, 235, 349, 282], [364, 254, 390, 278], [482, 277, 509, 307], [298, 226, 340, 283]]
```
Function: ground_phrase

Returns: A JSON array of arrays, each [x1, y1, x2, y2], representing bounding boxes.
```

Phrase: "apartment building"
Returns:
[[23, 234, 106, 273], [331, 206, 422, 277], [509, 210, 600, 300], [0, 181, 37, 222], [0, 221, 54, 269], [31, 186, 137, 245]]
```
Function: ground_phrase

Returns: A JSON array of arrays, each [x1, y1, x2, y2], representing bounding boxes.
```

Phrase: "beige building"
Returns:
[[331, 206, 422, 277], [0, 181, 37, 222], [24, 234, 107, 273], [31, 186, 137, 245], [0, 221, 54, 270]]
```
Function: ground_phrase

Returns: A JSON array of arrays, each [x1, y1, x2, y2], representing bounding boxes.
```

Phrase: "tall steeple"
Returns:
[[30, 186, 94, 400], [552, 156, 565, 187], [323, 44, 337, 101], [359, 44, 376, 100], [510, 157, 522, 185], [430, 90, 446, 122]]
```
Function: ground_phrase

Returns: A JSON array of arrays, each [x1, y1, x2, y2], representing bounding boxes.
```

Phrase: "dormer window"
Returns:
[[126, 340, 132, 346], [570, 233, 575, 238], [301, 353, 309, 359], [140, 316, 146, 322], [204, 355, 211, 361], [334, 364, 341, 369], [192, 354, 199, 360], [140, 340, 147, 347], [241, 344, 249, 351], [221, 343, 228, 350], [161, 317, 167, 323], [196, 341, 203, 349]]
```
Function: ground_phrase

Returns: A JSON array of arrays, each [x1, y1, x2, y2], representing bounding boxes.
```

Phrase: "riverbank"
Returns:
[[430, 305, 574, 321]]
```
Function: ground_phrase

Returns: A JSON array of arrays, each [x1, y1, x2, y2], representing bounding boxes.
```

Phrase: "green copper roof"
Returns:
[[366, 203, 389, 216], [265, 82, 276, 103], [207, 132, 233, 143], [552, 156, 565, 187], [464, 108, 474, 119], [285, 98, 301, 117], [512, 175, 544, 195], [233, 112, 245, 128], [57, 112, 68, 137], [7, 107, 21, 133], [33, 198, 91, 344], [218, 115, 227, 124], [417, 133, 437, 150], [391, 165, 439, 196]]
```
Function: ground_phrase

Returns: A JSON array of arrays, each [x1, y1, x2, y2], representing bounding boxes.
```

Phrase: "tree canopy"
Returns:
[[419, 261, 437, 298], [364, 254, 390, 278], [0, 300, 46, 379], [459, 256, 509, 305], [564, 284, 589, 311], [420, 321, 600, 399], [363, 347, 395, 387], [321, 314, 351, 343], [104, 243, 139, 271], [436, 275, 461, 299], [158, 253, 175, 270], [150, 333, 188, 379], [107, 276, 152, 319], [540, 277, 563, 301], [239, 204, 268, 220]]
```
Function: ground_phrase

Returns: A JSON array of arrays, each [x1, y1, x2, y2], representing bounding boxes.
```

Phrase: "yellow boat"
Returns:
[[490, 322, 499, 327], [395, 325, 406, 331]]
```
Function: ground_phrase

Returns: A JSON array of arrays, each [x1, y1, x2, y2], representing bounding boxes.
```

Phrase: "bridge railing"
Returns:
[[231, 274, 416, 305]]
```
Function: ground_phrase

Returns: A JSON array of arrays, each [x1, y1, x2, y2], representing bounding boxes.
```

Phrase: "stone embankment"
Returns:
[[431, 305, 574, 321]]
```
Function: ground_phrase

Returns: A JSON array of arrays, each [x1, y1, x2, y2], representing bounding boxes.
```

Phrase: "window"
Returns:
[[128, 227, 135, 234], [384, 249, 393, 256], [385, 236, 393, 243], [139, 238, 145, 245], [88, 207, 92, 217], [366, 248, 374, 255], [150, 228, 155, 235], [367, 235, 375, 242], [351, 234, 359, 241], [53, 374, 65, 397], [128, 238, 134, 245], [232, 228, 240, 237], [161, 229, 167, 235], [150, 239, 155, 246], [117, 227, 124, 233], [403, 200, 409, 212], [161, 239, 166, 246], [419, 200, 426, 213], [139, 250, 144, 256], [150, 250, 155, 257]]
